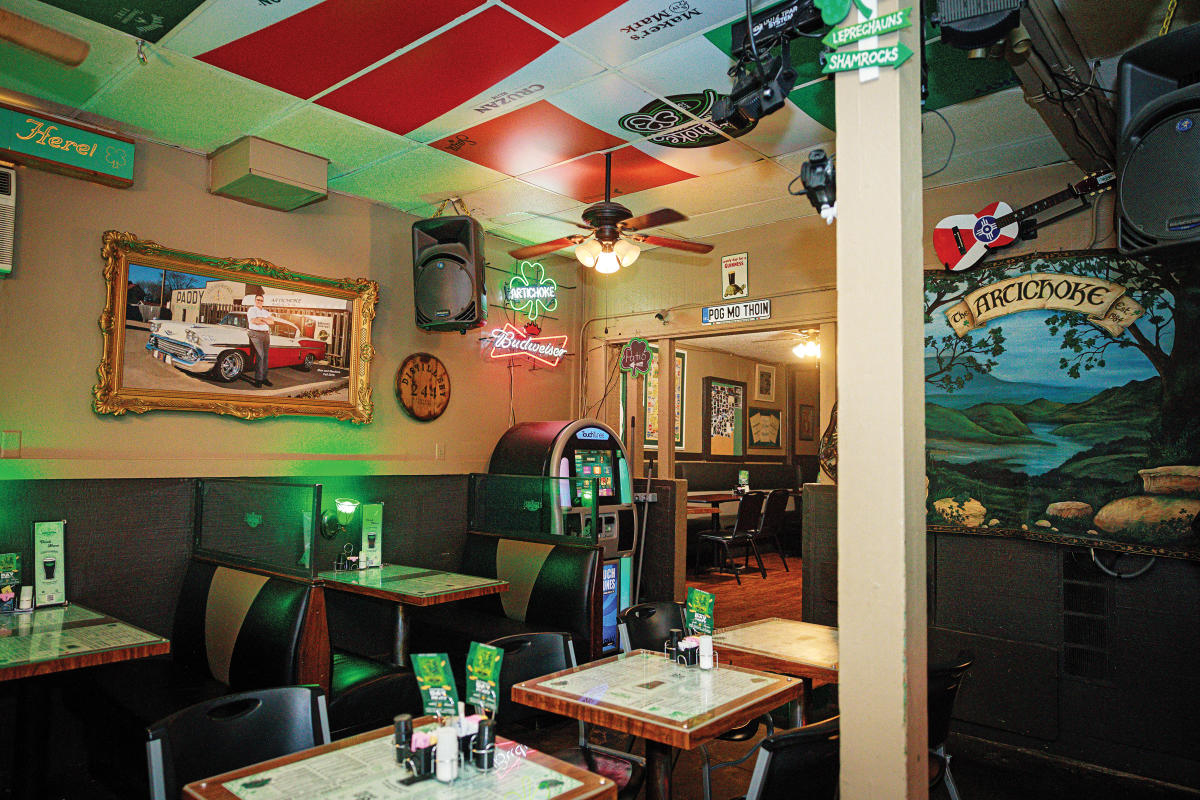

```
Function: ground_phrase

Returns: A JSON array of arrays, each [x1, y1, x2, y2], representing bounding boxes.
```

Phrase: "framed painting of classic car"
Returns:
[[93, 231, 377, 422]]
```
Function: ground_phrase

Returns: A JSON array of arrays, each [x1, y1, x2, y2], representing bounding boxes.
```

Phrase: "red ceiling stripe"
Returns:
[[523, 149, 695, 203], [197, 0, 481, 100], [504, 0, 628, 37], [318, 7, 556, 135], [431, 100, 627, 175]]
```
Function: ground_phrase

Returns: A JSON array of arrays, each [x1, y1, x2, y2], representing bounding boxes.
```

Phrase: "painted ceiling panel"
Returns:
[[84, 48, 297, 152], [548, 71, 667, 141], [316, 6, 555, 136], [458, 179, 580, 226], [192, 0, 482, 100], [562, 0, 745, 69], [628, 132, 759, 175], [34, 0, 204, 42], [160, 0, 325, 53], [504, 0, 629, 37], [404, 45, 605, 145], [329, 146, 506, 207], [521, 146, 695, 202], [430, 100, 625, 176], [253, 105, 415, 178], [0, 0, 139, 108]]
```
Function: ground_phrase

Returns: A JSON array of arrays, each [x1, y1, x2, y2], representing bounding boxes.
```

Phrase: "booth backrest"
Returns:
[[676, 461, 812, 493], [171, 559, 311, 690], [457, 533, 602, 660]]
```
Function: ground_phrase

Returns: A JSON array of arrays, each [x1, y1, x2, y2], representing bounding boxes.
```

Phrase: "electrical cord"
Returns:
[[923, 108, 956, 178]]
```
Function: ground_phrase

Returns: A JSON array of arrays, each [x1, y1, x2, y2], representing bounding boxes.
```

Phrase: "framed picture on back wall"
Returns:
[[754, 363, 776, 402]]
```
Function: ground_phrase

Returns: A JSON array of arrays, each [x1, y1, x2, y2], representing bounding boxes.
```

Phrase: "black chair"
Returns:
[[929, 652, 974, 800], [710, 716, 840, 800], [698, 491, 768, 584], [486, 632, 646, 800], [145, 685, 330, 800], [750, 488, 791, 572]]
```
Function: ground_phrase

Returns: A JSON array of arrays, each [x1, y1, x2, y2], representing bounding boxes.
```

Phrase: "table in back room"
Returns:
[[512, 649, 801, 800], [184, 716, 616, 800], [318, 564, 509, 665]]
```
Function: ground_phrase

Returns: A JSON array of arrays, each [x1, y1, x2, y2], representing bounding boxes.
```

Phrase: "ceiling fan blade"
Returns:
[[632, 234, 714, 254], [508, 235, 585, 259], [620, 208, 687, 231]]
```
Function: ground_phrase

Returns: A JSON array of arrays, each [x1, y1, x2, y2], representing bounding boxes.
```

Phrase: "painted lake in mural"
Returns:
[[924, 251, 1199, 553]]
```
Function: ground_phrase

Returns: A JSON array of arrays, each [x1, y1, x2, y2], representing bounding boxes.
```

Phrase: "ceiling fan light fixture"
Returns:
[[575, 238, 604, 268], [792, 340, 820, 359], [594, 249, 621, 274], [613, 238, 640, 267]]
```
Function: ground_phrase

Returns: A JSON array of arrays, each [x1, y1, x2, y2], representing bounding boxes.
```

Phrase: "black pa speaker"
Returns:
[[412, 215, 487, 331], [1116, 22, 1200, 262]]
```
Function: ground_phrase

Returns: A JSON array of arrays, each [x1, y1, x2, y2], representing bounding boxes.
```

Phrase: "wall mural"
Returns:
[[924, 250, 1199, 558]]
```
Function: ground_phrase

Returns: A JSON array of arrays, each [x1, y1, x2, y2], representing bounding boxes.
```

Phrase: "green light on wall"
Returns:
[[505, 260, 558, 322]]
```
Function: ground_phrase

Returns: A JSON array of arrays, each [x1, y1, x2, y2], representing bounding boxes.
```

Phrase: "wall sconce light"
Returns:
[[321, 497, 360, 539]]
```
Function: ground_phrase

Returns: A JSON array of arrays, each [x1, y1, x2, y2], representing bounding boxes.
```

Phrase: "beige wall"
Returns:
[[0, 140, 580, 479]]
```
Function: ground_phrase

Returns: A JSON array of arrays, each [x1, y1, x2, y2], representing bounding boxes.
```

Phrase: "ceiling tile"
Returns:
[[562, 0, 745, 69], [192, 0, 482, 100], [774, 141, 835, 174], [654, 194, 812, 239], [162, 0, 326, 53], [629, 133, 759, 176], [923, 136, 1068, 190], [613, 159, 795, 218], [329, 146, 506, 207], [505, 0, 627, 37], [84, 49, 297, 152], [430, 100, 624, 175], [522, 146, 695, 202], [620, 32, 733, 98], [0, 0, 140, 108], [489, 214, 587, 250], [547, 71, 663, 141], [253, 105, 415, 178], [405, 45, 604, 144], [35, 0, 205, 42], [730, 100, 833, 158], [458, 180, 579, 226], [317, 6, 555, 136]]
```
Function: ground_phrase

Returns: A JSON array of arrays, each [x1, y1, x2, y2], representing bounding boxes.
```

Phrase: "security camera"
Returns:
[[654, 311, 669, 324]]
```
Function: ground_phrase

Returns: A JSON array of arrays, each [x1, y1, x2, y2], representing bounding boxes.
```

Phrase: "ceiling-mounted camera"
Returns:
[[799, 149, 836, 224]]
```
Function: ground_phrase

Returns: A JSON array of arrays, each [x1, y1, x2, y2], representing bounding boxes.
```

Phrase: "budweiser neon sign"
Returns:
[[488, 323, 569, 367]]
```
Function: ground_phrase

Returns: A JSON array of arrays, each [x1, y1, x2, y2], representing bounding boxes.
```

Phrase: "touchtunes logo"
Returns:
[[617, 90, 757, 148]]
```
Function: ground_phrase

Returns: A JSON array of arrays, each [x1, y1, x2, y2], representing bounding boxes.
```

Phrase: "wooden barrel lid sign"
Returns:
[[395, 353, 450, 421]]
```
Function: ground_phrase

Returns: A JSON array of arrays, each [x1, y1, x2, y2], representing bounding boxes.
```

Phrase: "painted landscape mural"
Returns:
[[924, 250, 1200, 556]]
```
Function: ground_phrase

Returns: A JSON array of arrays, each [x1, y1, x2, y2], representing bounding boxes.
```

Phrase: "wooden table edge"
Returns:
[[318, 576, 510, 606], [183, 718, 615, 800], [0, 639, 170, 682]]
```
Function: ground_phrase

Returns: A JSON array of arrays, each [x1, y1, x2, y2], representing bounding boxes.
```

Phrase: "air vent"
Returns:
[[208, 137, 328, 212], [0, 166, 15, 277]]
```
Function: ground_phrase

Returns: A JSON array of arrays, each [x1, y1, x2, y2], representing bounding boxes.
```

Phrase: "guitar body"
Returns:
[[934, 201, 1019, 271]]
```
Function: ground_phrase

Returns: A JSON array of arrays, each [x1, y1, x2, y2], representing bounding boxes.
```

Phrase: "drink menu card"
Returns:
[[465, 641, 503, 713], [685, 587, 715, 634], [220, 735, 582, 799], [411, 653, 459, 717], [33, 520, 65, 607]]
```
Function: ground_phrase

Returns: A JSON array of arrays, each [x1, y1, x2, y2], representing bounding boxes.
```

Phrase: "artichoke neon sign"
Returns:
[[505, 260, 558, 322]]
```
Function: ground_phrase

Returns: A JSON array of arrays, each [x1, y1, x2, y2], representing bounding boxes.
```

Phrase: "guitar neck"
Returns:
[[994, 185, 1079, 228]]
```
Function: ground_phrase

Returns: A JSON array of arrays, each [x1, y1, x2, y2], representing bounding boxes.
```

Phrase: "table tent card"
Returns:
[[411, 653, 460, 717], [465, 641, 503, 714], [0, 554, 19, 613], [685, 587, 715, 635], [32, 521, 66, 607]]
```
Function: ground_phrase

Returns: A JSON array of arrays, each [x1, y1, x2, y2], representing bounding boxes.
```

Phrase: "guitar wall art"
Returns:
[[934, 172, 1115, 272]]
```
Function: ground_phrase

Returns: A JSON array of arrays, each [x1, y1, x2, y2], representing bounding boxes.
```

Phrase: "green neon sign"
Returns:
[[505, 260, 558, 322]]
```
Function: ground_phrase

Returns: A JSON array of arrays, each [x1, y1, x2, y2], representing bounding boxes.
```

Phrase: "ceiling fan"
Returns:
[[507, 152, 713, 273]]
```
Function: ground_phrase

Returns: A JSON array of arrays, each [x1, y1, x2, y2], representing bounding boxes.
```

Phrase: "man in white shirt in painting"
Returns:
[[246, 293, 281, 388]]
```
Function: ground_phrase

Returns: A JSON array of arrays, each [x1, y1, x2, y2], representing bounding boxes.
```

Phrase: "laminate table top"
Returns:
[[318, 564, 509, 606]]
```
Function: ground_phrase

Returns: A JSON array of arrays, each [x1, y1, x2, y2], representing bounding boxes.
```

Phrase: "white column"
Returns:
[[834, 0, 928, 796]]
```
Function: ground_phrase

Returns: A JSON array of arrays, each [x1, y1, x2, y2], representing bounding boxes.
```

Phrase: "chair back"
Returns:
[[487, 632, 576, 731], [745, 716, 840, 800], [732, 491, 767, 534], [617, 601, 687, 652], [759, 489, 791, 536], [928, 652, 974, 750], [145, 685, 330, 800]]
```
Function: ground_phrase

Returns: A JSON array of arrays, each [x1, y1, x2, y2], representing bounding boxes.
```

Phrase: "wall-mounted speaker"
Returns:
[[411, 215, 487, 331], [1116, 22, 1200, 262]]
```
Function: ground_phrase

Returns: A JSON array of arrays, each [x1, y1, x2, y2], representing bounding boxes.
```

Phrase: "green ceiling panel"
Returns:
[[0, 0, 140, 107], [330, 147, 506, 209], [787, 80, 836, 131], [256, 106, 414, 180], [32, 0, 205, 42], [86, 48, 297, 152]]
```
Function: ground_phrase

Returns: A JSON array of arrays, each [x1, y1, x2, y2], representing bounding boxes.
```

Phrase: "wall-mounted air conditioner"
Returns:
[[0, 166, 15, 277]]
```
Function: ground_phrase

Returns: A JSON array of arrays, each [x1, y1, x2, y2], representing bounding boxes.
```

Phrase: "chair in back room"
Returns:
[[698, 491, 768, 583], [750, 488, 791, 572]]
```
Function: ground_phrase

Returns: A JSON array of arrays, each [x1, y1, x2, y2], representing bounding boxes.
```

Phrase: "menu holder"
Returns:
[[33, 521, 66, 608], [465, 641, 503, 714], [411, 653, 460, 717], [685, 586, 715, 635]]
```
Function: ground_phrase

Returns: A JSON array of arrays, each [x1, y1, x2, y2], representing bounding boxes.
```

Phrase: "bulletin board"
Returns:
[[702, 377, 746, 459]]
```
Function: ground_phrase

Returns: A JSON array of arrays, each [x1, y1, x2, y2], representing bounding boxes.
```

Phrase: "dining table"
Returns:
[[183, 715, 616, 799], [0, 603, 171, 799], [711, 617, 838, 725], [686, 492, 742, 532], [318, 563, 509, 665], [512, 649, 801, 800]]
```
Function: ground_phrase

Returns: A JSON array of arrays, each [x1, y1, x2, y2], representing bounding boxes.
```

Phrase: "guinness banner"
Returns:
[[945, 273, 1144, 338]]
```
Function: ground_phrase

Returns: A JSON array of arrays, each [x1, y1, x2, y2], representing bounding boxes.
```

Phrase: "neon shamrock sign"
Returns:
[[505, 260, 558, 322]]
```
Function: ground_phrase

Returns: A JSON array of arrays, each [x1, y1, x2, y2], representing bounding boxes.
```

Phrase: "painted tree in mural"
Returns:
[[925, 250, 1194, 461]]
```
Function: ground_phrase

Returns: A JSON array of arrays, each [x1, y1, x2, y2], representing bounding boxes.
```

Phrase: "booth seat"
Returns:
[[408, 533, 602, 679], [72, 559, 419, 796]]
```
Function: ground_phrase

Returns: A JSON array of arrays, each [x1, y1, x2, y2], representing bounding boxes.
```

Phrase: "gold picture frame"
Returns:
[[93, 231, 377, 422]]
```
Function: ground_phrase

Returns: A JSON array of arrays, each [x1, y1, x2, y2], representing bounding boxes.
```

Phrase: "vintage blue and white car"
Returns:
[[145, 312, 327, 382]]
